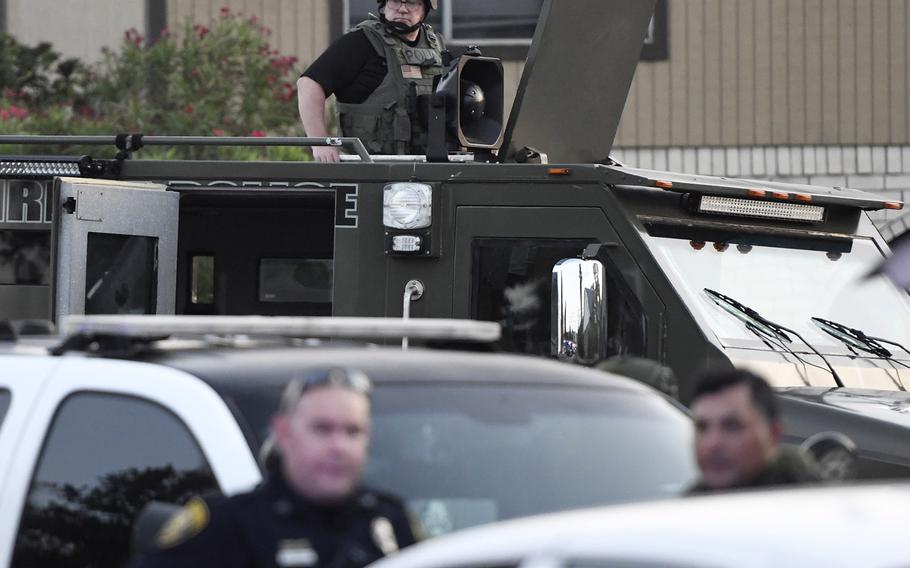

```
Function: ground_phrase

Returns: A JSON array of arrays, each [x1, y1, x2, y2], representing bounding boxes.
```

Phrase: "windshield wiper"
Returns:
[[811, 317, 910, 390], [811, 317, 910, 359], [810, 318, 893, 358], [704, 289, 845, 388]]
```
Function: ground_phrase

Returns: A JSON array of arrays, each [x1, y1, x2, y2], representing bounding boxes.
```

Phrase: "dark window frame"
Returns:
[[338, 0, 669, 61], [641, 0, 669, 61]]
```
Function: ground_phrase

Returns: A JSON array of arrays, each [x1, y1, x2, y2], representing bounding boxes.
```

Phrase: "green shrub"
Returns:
[[0, 8, 314, 161]]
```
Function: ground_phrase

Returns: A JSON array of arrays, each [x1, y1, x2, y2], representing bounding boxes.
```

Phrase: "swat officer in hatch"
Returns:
[[131, 367, 420, 568], [297, 0, 445, 162]]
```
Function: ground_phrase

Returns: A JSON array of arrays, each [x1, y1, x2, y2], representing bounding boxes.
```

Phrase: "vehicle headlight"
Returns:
[[383, 183, 432, 229]]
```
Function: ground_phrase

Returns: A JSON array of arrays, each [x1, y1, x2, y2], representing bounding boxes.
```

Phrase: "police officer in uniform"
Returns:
[[297, 0, 445, 162], [130, 368, 421, 567]]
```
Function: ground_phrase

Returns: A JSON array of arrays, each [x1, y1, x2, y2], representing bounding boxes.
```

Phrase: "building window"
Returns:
[[345, 0, 543, 47], [344, 0, 666, 60], [641, 0, 669, 61]]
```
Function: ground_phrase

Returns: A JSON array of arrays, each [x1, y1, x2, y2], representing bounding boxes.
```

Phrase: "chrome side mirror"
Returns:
[[551, 258, 607, 364]]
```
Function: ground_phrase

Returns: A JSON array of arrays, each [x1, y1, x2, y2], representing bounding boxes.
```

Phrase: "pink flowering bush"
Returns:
[[1, 8, 312, 160]]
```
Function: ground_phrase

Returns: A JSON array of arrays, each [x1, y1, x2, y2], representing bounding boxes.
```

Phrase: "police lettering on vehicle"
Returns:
[[168, 180, 360, 228], [0, 179, 53, 225]]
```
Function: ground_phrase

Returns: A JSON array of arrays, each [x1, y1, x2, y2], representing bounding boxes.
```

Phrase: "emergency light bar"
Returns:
[[0, 158, 84, 177], [61, 315, 501, 343], [696, 195, 825, 223]]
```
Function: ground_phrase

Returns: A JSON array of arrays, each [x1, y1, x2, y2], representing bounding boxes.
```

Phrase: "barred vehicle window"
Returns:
[[11, 392, 219, 568]]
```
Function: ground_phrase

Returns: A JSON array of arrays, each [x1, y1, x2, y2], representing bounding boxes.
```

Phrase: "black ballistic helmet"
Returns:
[[377, 0, 436, 34], [378, 0, 436, 12]]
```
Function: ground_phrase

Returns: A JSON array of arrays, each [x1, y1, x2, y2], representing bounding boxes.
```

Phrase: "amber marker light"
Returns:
[[655, 180, 674, 189], [793, 193, 813, 203], [885, 202, 904, 210], [771, 191, 789, 200], [548, 168, 572, 175], [746, 189, 766, 198]]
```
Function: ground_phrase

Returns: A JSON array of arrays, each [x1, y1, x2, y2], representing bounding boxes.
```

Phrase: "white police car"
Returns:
[[370, 483, 910, 568], [0, 315, 697, 568]]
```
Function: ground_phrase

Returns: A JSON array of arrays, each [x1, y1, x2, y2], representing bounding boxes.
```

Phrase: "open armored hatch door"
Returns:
[[53, 178, 178, 321], [502, 0, 657, 163]]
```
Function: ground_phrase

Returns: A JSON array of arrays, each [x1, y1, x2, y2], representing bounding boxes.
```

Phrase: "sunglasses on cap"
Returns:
[[294, 367, 373, 396]]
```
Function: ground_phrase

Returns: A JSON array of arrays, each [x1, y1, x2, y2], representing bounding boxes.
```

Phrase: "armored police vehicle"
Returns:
[[1, 1, 910, 468]]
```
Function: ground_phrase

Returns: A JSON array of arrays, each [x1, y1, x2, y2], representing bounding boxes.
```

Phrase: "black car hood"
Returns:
[[779, 387, 910, 427], [777, 387, 910, 469]]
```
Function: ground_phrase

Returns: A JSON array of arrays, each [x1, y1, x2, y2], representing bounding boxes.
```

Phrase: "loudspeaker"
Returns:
[[427, 55, 505, 158]]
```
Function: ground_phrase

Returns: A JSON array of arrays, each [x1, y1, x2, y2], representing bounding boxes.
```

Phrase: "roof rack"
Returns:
[[60, 315, 501, 343], [0, 135, 374, 163], [0, 135, 490, 166]]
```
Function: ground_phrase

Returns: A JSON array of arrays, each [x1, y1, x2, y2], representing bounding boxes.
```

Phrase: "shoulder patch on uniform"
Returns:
[[155, 497, 210, 549]]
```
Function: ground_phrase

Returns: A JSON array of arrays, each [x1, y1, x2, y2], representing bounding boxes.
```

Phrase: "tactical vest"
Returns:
[[337, 18, 445, 155]]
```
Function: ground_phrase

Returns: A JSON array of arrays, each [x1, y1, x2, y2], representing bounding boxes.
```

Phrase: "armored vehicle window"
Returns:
[[259, 258, 334, 304], [85, 233, 158, 314], [472, 238, 647, 357], [645, 228, 910, 354], [12, 392, 219, 568], [191, 255, 215, 305], [0, 230, 51, 285], [0, 389, 10, 428]]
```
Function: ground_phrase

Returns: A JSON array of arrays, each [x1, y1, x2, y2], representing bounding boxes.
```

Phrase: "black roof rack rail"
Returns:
[[0, 135, 374, 163]]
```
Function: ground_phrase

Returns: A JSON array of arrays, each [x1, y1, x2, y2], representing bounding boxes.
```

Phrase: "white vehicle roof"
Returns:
[[372, 483, 910, 568]]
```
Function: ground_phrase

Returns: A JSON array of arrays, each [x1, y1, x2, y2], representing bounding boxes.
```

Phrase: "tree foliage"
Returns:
[[12, 466, 218, 568], [0, 8, 312, 160]]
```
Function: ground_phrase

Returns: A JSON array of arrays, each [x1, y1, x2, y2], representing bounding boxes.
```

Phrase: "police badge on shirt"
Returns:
[[276, 539, 319, 567], [371, 516, 399, 555]]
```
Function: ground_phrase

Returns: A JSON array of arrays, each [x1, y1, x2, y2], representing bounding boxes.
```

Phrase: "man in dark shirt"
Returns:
[[688, 369, 821, 494], [297, 0, 444, 162], [130, 367, 421, 567]]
